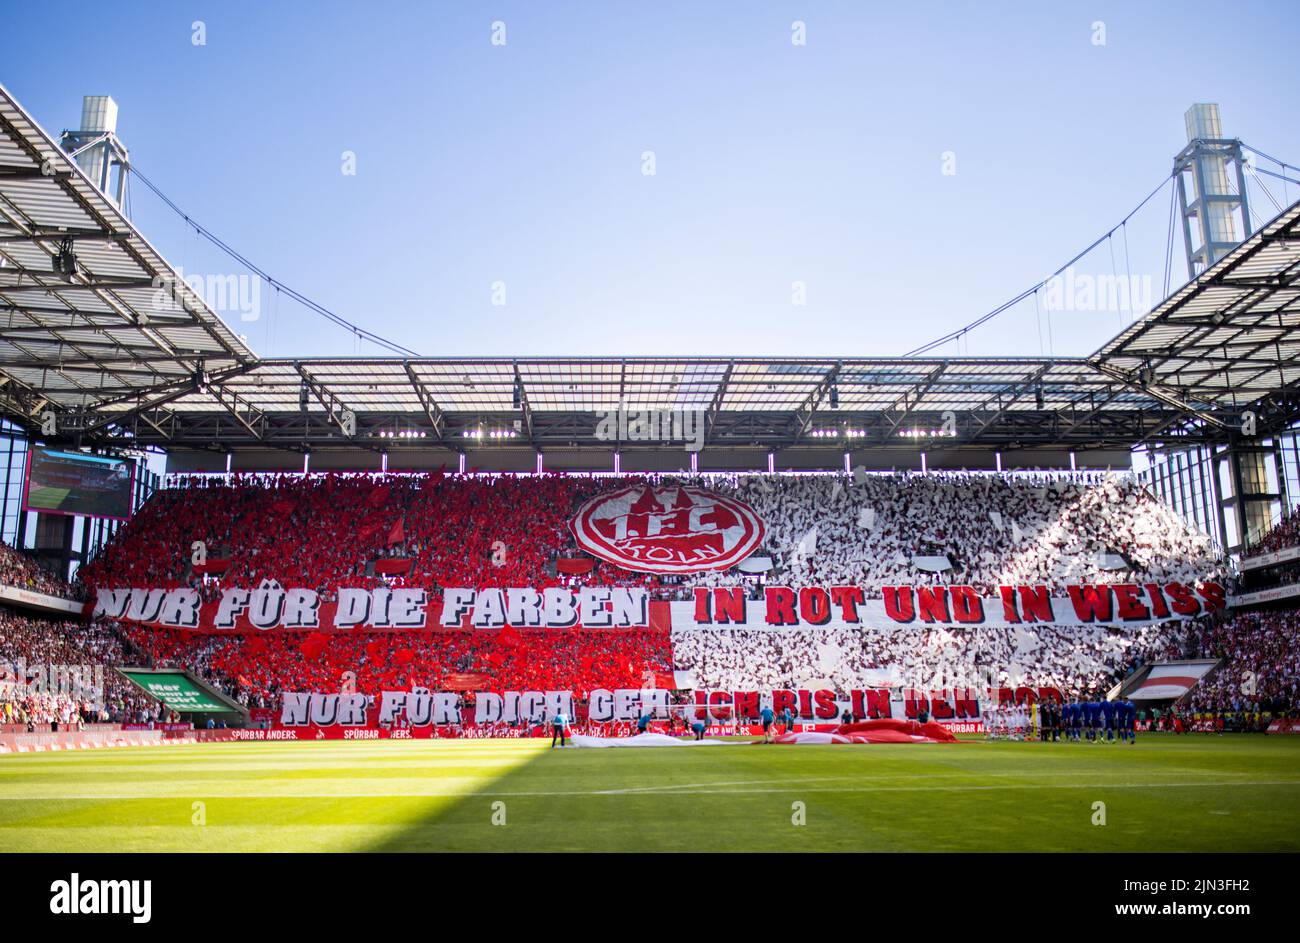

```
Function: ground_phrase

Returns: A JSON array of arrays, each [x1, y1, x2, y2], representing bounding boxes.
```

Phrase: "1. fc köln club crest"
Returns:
[[570, 485, 766, 574]]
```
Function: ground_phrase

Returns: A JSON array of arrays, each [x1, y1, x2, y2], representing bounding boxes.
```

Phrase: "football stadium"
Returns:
[[1, 3, 1298, 910]]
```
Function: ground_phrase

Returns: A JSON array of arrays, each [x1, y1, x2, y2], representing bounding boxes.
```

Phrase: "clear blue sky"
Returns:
[[4, 0, 1298, 360]]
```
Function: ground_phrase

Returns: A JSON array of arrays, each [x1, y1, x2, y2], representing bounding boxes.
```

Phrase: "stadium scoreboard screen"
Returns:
[[23, 446, 134, 520]]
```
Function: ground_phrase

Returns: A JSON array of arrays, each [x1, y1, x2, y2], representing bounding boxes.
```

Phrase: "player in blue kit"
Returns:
[[1101, 698, 1117, 742], [1120, 698, 1137, 743], [1085, 699, 1100, 741]]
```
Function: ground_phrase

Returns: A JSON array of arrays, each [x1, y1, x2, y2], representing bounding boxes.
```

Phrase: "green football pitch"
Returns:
[[2, 734, 1298, 852]]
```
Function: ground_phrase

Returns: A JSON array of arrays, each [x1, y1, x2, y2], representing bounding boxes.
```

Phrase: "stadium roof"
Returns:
[[147, 354, 1164, 451], [0, 85, 255, 435], [1094, 200, 1300, 425], [0, 82, 1297, 457]]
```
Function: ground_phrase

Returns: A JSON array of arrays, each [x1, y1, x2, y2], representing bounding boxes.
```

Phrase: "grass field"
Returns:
[[2, 733, 1298, 852]]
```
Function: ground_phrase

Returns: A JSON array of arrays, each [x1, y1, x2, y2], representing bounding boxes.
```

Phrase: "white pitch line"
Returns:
[[586, 778, 1300, 796], [0, 779, 1296, 801], [589, 776, 861, 794]]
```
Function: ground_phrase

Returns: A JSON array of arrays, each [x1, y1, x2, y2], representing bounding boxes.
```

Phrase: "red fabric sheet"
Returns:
[[834, 718, 958, 743]]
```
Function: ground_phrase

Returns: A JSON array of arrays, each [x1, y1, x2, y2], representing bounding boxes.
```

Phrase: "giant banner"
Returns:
[[276, 685, 1061, 730], [93, 580, 1226, 633]]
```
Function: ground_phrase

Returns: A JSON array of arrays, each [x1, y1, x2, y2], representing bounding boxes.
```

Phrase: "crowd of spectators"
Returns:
[[0, 610, 161, 727], [11, 599, 1295, 722], [117, 624, 673, 711], [1179, 607, 1300, 715], [82, 472, 655, 601], [1230, 508, 1300, 595], [80, 470, 1224, 601], [38, 470, 1300, 723], [1246, 507, 1300, 557], [670, 621, 1177, 696], [709, 471, 1222, 596], [0, 542, 81, 600]]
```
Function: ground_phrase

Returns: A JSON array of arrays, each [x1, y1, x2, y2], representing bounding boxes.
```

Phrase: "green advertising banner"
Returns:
[[119, 670, 233, 713]]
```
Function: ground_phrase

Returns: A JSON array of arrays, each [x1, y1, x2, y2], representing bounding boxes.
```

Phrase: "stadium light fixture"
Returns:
[[52, 237, 78, 279]]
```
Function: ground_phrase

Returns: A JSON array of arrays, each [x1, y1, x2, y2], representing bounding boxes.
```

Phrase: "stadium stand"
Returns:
[[55, 468, 1267, 717], [0, 610, 162, 727], [0, 542, 82, 600], [81, 470, 1224, 598], [115, 622, 672, 710], [670, 622, 1177, 695], [687, 471, 1222, 595], [1178, 608, 1300, 717], [1, 467, 1296, 726], [1248, 507, 1300, 556], [1236, 508, 1300, 592]]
